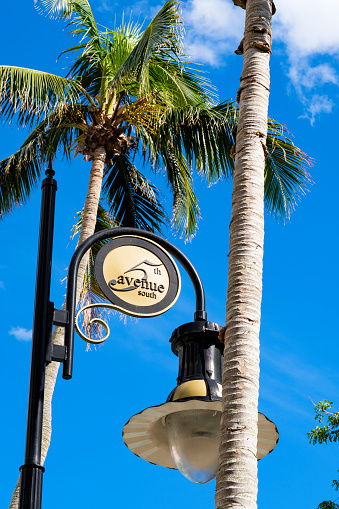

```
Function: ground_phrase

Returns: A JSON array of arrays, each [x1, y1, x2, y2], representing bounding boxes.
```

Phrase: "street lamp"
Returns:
[[18, 165, 278, 509], [123, 321, 278, 484]]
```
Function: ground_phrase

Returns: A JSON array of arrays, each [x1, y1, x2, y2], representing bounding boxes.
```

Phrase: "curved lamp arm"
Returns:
[[63, 227, 207, 380]]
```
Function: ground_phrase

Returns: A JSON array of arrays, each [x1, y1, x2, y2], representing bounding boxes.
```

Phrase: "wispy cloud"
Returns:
[[259, 335, 339, 430], [299, 94, 334, 125], [289, 64, 338, 92], [114, 0, 161, 21], [96, 0, 116, 12], [9, 327, 32, 342], [274, 0, 339, 122], [0, 280, 4, 290], [183, 0, 244, 66]]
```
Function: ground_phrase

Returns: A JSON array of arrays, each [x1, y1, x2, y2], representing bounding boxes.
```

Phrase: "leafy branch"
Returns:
[[309, 400, 339, 509], [308, 400, 339, 445]]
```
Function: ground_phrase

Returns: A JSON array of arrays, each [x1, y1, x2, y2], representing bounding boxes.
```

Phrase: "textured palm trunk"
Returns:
[[215, 1, 272, 508], [9, 146, 106, 509]]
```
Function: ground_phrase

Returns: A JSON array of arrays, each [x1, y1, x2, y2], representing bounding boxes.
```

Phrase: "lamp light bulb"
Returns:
[[166, 409, 221, 484]]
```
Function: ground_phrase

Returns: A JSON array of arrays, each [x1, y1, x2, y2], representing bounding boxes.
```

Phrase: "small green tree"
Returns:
[[308, 400, 339, 509]]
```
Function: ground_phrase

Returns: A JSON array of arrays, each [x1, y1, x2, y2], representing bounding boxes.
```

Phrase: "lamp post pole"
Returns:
[[18, 163, 57, 509]]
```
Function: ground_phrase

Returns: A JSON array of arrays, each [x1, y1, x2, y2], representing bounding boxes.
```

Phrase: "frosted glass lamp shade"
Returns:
[[166, 409, 221, 484], [123, 401, 278, 478]]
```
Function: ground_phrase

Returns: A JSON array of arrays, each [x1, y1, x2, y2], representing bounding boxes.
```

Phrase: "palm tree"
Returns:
[[215, 1, 281, 508], [0, 1, 310, 507]]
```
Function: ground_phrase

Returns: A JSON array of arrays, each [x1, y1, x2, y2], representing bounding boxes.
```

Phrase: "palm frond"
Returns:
[[265, 118, 313, 220], [0, 126, 44, 216], [133, 101, 237, 239], [104, 23, 141, 79], [35, 0, 97, 34], [72, 201, 117, 303], [0, 103, 88, 216], [66, 51, 102, 99], [0, 65, 86, 126], [102, 154, 166, 232], [110, 1, 182, 90], [36, 0, 103, 72], [155, 144, 199, 240], [151, 101, 237, 182], [71, 200, 117, 241], [108, 3, 214, 105], [71, 202, 118, 342], [148, 58, 214, 108]]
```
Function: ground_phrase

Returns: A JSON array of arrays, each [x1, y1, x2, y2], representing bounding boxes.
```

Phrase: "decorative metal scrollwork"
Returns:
[[75, 303, 117, 344]]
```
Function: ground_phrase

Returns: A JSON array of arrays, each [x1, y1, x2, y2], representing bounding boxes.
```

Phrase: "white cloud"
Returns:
[[182, 0, 339, 123], [96, 0, 115, 12], [184, 0, 244, 41], [273, 0, 339, 57], [187, 41, 228, 67], [300, 94, 334, 125], [273, 0, 339, 122], [9, 327, 32, 342], [183, 0, 244, 65], [290, 63, 338, 91], [287, 60, 338, 122], [0, 280, 4, 290]]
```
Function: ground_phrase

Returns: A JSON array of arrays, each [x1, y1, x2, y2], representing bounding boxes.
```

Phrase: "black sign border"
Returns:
[[94, 236, 181, 317]]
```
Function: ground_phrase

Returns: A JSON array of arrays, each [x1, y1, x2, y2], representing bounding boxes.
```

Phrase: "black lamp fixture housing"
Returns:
[[123, 321, 279, 484]]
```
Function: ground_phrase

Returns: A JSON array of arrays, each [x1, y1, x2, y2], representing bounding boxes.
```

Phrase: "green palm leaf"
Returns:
[[157, 144, 199, 240], [148, 58, 214, 108], [0, 66, 85, 126], [112, 0, 180, 86], [66, 50, 103, 99], [265, 119, 313, 220], [109, 0, 212, 105], [0, 126, 44, 215], [136, 101, 236, 238], [35, 0, 96, 29], [71, 202, 118, 341], [106, 21, 142, 74], [0, 103, 87, 215], [35, 0, 103, 77], [102, 154, 166, 232], [152, 101, 236, 182]]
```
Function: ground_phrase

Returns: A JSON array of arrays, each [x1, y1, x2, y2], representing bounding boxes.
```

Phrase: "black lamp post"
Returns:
[[17, 164, 278, 508], [19, 163, 56, 509]]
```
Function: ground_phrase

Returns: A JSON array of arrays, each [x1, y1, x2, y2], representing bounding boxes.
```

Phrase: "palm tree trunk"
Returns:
[[215, 1, 273, 508], [9, 146, 107, 509]]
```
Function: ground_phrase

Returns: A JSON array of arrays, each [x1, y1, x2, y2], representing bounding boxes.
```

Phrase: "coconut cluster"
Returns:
[[81, 121, 133, 161]]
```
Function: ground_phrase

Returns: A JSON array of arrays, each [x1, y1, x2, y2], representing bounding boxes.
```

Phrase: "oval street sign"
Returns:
[[94, 236, 181, 317]]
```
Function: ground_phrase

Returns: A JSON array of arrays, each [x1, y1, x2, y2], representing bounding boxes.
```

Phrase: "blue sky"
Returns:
[[1, 1, 339, 508]]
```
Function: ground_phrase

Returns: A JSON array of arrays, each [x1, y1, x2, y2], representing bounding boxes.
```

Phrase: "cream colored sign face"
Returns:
[[103, 245, 169, 307], [94, 236, 181, 317]]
